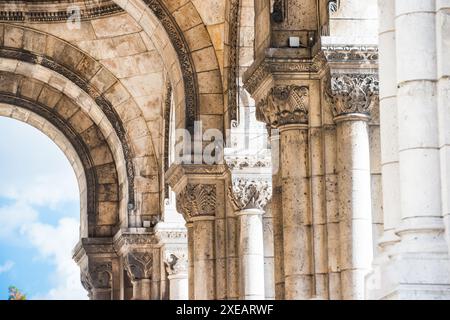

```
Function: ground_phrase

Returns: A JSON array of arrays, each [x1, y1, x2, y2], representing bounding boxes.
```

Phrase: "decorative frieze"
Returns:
[[229, 178, 272, 211], [124, 251, 153, 281], [256, 85, 310, 127], [323, 45, 379, 64], [328, 73, 379, 118], [176, 184, 217, 219]]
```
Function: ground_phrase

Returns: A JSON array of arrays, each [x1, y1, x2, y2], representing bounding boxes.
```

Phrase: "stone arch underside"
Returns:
[[0, 23, 166, 224], [0, 71, 121, 238]]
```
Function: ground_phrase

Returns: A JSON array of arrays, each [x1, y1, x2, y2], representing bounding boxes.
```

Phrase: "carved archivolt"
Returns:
[[329, 74, 379, 117], [256, 85, 310, 127], [229, 178, 272, 211], [176, 184, 217, 219], [124, 252, 153, 281]]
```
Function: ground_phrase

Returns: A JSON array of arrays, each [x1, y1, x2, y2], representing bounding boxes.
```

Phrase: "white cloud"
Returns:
[[0, 117, 86, 300], [0, 201, 38, 239], [22, 218, 87, 300], [0, 260, 14, 274]]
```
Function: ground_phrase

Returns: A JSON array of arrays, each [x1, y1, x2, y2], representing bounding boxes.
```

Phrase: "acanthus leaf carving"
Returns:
[[228, 178, 272, 211], [256, 85, 309, 127], [329, 74, 379, 118], [176, 184, 216, 219], [124, 251, 153, 281], [81, 261, 112, 292]]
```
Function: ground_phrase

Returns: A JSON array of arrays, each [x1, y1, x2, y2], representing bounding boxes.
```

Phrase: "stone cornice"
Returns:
[[243, 51, 328, 95], [256, 85, 310, 127], [323, 45, 378, 65], [72, 238, 115, 264], [166, 164, 228, 193]]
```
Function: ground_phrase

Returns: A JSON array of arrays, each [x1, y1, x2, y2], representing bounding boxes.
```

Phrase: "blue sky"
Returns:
[[0, 116, 87, 300]]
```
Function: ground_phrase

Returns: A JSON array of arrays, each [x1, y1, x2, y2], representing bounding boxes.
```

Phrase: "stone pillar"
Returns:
[[167, 164, 236, 300], [73, 238, 120, 300], [392, 0, 450, 299], [263, 202, 275, 300], [377, 0, 401, 252], [229, 178, 272, 300], [270, 132, 285, 299], [436, 0, 450, 264], [257, 85, 314, 300], [186, 222, 195, 300], [164, 251, 188, 300], [330, 73, 377, 299]]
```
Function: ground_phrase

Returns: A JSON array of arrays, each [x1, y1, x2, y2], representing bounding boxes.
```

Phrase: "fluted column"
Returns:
[[229, 178, 272, 300], [164, 251, 188, 300], [257, 85, 313, 300], [329, 73, 377, 299]]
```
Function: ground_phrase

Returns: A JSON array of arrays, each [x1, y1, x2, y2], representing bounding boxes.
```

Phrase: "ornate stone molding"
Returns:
[[328, 73, 379, 118], [323, 45, 379, 64], [225, 156, 271, 171], [0, 1, 123, 22], [143, 0, 199, 132], [256, 85, 310, 127], [229, 178, 272, 211], [227, 0, 240, 123], [113, 231, 157, 250], [124, 251, 153, 281], [176, 184, 217, 219], [164, 252, 188, 276]]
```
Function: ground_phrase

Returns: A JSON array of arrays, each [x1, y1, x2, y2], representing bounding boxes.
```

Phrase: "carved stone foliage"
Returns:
[[124, 251, 153, 281], [324, 45, 378, 63], [256, 85, 310, 127], [164, 252, 188, 276], [329, 74, 379, 117], [81, 261, 112, 292], [176, 184, 217, 219], [229, 178, 272, 211]]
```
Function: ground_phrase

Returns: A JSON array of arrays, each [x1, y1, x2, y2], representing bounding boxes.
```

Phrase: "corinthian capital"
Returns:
[[80, 261, 112, 293], [256, 85, 309, 127], [124, 251, 153, 281], [228, 178, 272, 211], [329, 73, 379, 118], [164, 252, 188, 276], [176, 184, 216, 219]]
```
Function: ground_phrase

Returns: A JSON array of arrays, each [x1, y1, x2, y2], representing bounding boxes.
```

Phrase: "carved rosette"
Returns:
[[229, 178, 272, 211], [329, 74, 379, 118], [176, 184, 217, 219], [80, 261, 112, 293], [124, 251, 153, 281], [164, 252, 188, 276], [256, 85, 310, 128]]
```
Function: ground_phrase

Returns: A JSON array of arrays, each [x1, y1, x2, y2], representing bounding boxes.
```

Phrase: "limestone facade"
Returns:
[[1, 0, 450, 300]]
